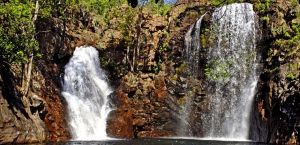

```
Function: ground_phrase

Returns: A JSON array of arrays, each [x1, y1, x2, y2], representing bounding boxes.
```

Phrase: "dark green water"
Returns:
[[46, 139, 269, 145]]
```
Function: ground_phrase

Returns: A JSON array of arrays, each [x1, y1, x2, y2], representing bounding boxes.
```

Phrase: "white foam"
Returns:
[[62, 46, 113, 140]]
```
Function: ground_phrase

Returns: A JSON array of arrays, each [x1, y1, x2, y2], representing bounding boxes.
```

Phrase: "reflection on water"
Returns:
[[46, 139, 268, 145]]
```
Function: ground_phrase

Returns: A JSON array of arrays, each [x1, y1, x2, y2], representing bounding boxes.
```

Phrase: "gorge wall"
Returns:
[[0, 0, 299, 144], [250, 0, 300, 144]]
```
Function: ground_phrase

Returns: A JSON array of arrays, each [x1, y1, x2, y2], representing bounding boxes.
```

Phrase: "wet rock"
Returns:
[[137, 130, 173, 138], [106, 109, 134, 138], [252, 0, 300, 143]]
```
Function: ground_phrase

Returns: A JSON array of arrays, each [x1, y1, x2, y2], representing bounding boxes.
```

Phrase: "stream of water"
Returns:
[[202, 3, 259, 139], [62, 46, 112, 140], [185, 13, 206, 78]]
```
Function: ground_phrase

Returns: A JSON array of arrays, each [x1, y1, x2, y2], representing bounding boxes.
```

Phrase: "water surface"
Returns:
[[49, 139, 269, 145]]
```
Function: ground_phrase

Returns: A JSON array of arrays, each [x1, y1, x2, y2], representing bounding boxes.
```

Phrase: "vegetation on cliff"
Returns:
[[0, 0, 171, 64], [0, 0, 173, 143], [0, 1, 38, 64], [0, 0, 299, 144]]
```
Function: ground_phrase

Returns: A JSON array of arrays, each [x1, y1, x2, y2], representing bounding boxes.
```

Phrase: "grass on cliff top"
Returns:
[[211, 0, 245, 7], [78, 0, 172, 16]]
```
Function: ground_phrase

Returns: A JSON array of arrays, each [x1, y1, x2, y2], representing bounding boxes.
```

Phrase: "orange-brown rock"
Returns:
[[153, 89, 168, 100], [137, 130, 173, 138], [116, 90, 131, 107], [0, 65, 46, 144], [153, 74, 168, 100], [106, 109, 134, 138], [36, 60, 70, 142]]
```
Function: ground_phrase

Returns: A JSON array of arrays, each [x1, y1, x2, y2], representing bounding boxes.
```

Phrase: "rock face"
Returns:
[[0, 7, 98, 143], [104, 3, 208, 138], [250, 0, 300, 143], [105, 1, 300, 144], [107, 72, 178, 138], [0, 1, 299, 144], [0, 70, 46, 144], [34, 7, 105, 141]]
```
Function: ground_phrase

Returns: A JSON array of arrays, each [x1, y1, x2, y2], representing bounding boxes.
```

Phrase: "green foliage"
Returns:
[[176, 63, 188, 75], [204, 59, 233, 82], [266, 2, 300, 80], [272, 22, 300, 60], [211, 0, 244, 7], [271, 24, 293, 38], [80, 0, 128, 17], [39, 0, 78, 18], [159, 41, 169, 52], [255, 0, 272, 13], [144, 0, 171, 16], [265, 0, 271, 9], [291, 0, 299, 8], [260, 16, 270, 24], [201, 28, 210, 48], [286, 73, 296, 81], [77, 0, 138, 45], [0, 1, 39, 64]]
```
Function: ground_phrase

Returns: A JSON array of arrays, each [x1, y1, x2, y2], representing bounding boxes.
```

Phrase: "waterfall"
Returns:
[[179, 13, 206, 136], [185, 13, 206, 78], [202, 3, 259, 140], [61, 46, 112, 140]]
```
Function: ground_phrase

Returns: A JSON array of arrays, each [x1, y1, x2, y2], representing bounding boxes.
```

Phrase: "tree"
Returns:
[[0, 1, 39, 65], [0, 0, 41, 102]]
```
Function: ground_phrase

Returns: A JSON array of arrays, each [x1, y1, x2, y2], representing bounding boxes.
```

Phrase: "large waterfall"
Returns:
[[202, 3, 259, 140], [62, 46, 112, 140]]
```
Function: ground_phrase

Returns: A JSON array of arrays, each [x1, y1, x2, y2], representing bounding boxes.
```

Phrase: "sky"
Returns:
[[164, 0, 177, 4]]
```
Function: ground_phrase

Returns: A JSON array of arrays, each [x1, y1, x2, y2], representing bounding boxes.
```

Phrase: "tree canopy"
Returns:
[[0, 0, 172, 65], [0, 0, 38, 64]]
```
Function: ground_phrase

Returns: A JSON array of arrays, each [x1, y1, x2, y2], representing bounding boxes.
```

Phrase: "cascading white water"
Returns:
[[61, 46, 112, 140], [179, 13, 206, 136], [202, 3, 259, 139], [185, 13, 206, 78]]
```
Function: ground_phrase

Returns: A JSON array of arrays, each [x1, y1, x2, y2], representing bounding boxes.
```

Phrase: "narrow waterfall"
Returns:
[[202, 3, 258, 140], [185, 13, 206, 78], [61, 46, 112, 140], [179, 13, 206, 136]]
